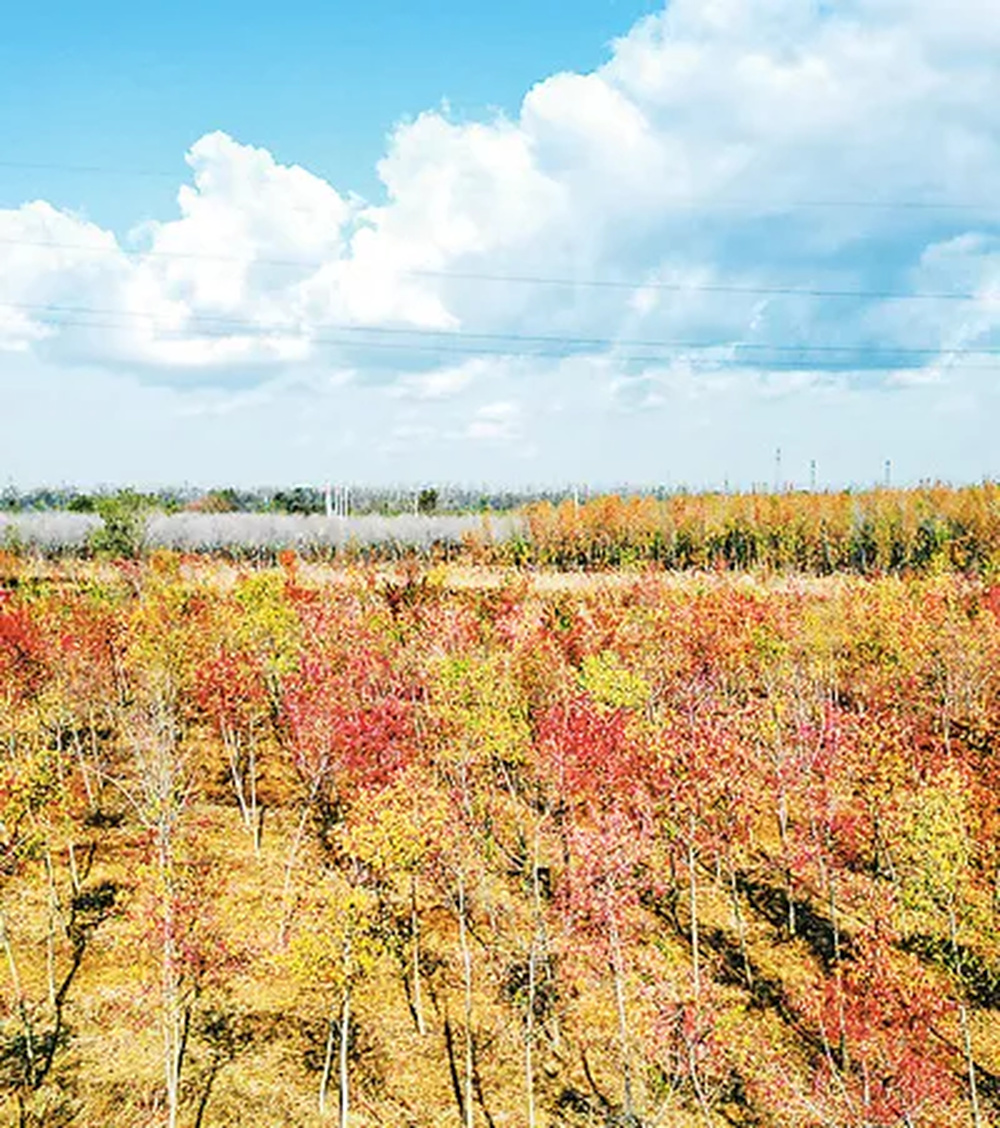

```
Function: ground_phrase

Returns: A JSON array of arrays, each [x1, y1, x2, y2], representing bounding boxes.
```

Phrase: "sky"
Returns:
[[2, 0, 1000, 490]]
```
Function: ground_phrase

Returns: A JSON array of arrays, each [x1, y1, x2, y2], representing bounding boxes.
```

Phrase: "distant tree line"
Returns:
[[7, 482, 1000, 576], [0, 483, 547, 516], [519, 484, 1000, 574], [0, 482, 687, 517]]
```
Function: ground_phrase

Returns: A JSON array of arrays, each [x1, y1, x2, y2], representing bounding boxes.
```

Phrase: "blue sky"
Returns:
[[0, 0, 658, 225], [2, 0, 1000, 490]]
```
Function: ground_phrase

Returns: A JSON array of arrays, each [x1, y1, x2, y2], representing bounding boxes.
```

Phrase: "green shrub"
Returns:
[[88, 490, 154, 559]]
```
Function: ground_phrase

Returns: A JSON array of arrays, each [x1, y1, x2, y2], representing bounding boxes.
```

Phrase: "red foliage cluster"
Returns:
[[3, 561, 1000, 1126]]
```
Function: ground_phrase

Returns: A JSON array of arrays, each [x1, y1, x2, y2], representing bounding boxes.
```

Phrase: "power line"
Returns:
[[406, 268, 992, 304], [0, 236, 995, 303], [14, 308, 1000, 371], [4, 298, 1000, 360]]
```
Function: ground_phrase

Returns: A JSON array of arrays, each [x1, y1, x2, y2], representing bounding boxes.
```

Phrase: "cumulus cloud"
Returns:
[[389, 361, 481, 401], [2, 0, 1000, 483], [466, 400, 522, 442]]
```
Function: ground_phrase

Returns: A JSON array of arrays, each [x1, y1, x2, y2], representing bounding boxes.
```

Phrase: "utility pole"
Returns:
[[774, 447, 782, 492], [809, 459, 817, 493], [884, 459, 892, 489]]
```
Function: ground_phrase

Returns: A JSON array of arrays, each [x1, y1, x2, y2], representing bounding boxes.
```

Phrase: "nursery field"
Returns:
[[3, 550, 1000, 1126]]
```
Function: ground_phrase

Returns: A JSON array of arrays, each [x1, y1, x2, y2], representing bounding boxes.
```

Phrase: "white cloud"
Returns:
[[3, 0, 1000, 483], [390, 361, 480, 401], [466, 401, 521, 441]]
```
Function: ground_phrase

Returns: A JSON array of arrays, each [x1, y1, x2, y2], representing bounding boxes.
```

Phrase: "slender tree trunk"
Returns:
[[160, 827, 183, 1128], [811, 820, 848, 1073], [949, 907, 983, 1128], [332, 988, 347, 1128], [607, 909, 633, 1119], [117, 681, 187, 1128], [826, 846, 848, 1072], [525, 934, 536, 1128], [685, 820, 716, 1124], [223, 725, 260, 857], [0, 906, 37, 1089], [777, 791, 796, 936], [339, 930, 352, 1128], [457, 872, 475, 1128], [861, 1060, 872, 1123], [279, 804, 312, 947], [41, 845, 60, 1011], [411, 874, 426, 1036], [688, 819, 701, 1003], [318, 927, 354, 1125], [249, 726, 260, 855], [67, 841, 82, 898], [524, 825, 545, 1128], [688, 1039, 715, 1128], [319, 1007, 337, 1118], [71, 721, 96, 809]]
